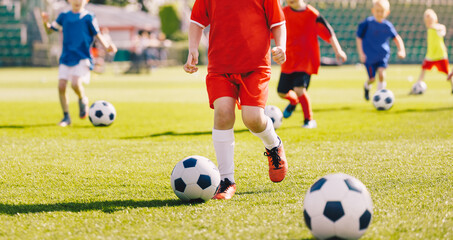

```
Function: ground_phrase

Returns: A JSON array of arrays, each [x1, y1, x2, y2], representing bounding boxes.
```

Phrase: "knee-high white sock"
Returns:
[[212, 128, 235, 183], [377, 81, 386, 90], [364, 81, 371, 90], [250, 117, 280, 150]]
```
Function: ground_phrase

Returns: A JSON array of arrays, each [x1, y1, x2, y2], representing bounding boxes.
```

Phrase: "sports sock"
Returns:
[[250, 117, 280, 150], [284, 90, 299, 105], [299, 94, 312, 121], [212, 128, 235, 183], [364, 81, 371, 90], [63, 112, 69, 119], [377, 81, 386, 90]]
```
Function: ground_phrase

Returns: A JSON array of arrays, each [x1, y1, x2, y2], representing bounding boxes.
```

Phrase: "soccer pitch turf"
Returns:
[[0, 65, 452, 239]]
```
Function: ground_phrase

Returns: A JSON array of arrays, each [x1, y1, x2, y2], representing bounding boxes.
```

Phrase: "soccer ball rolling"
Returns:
[[372, 89, 394, 111], [171, 156, 221, 202], [264, 105, 283, 129], [411, 81, 427, 95], [88, 100, 116, 126], [303, 173, 373, 240]]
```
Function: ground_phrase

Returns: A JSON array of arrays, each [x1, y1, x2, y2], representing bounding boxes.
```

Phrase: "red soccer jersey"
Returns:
[[191, 0, 285, 73], [281, 5, 332, 74]]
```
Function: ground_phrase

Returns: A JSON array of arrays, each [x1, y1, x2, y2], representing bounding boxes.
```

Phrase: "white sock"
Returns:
[[364, 81, 370, 90], [250, 117, 280, 150], [212, 128, 235, 183], [377, 81, 386, 90]]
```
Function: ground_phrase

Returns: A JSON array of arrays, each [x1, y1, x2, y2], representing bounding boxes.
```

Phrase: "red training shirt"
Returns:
[[282, 5, 333, 74], [191, 0, 285, 73]]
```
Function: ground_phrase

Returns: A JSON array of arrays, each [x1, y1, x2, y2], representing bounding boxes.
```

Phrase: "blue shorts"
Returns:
[[365, 60, 388, 79]]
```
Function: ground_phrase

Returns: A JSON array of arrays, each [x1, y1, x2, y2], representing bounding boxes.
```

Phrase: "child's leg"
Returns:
[[213, 97, 236, 183], [294, 87, 313, 123], [377, 67, 387, 90], [58, 79, 69, 113], [417, 69, 426, 83], [243, 105, 287, 183], [70, 76, 89, 119]]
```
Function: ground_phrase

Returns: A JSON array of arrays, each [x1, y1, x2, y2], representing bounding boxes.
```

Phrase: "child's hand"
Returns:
[[336, 50, 347, 63], [184, 50, 199, 73], [271, 46, 286, 65], [359, 53, 366, 63], [397, 50, 406, 59], [41, 12, 49, 23]]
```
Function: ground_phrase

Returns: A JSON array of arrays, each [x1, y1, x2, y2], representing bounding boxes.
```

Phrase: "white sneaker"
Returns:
[[303, 120, 317, 129]]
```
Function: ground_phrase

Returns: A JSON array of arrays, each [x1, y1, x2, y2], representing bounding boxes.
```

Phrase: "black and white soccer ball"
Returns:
[[372, 89, 394, 111], [88, 100, 116, 127], [171, 156, 221, 202], [264, 105, 283, 129], [411, 81, 427, 95], [303, 173, 373, 240]]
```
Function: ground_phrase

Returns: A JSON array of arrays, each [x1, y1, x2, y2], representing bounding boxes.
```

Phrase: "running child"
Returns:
[[278, 0, 347, 128], [42, 0, 117, 126], [184, 0, 288, 200]]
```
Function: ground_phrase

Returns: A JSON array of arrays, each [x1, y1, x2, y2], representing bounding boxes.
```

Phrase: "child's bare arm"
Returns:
[[393, 35, 406, 59], [95, 34, 117, 53], [271, 24, 286, 65], [329, 35, 347, 63], [184, 23, 203, 74], [356, 37, 366, 63], [434, 23, 446, 37]]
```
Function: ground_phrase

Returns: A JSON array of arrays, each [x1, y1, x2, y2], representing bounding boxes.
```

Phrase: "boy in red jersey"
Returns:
[[184, 0, 287, 200], [278, 0, 347, 128]]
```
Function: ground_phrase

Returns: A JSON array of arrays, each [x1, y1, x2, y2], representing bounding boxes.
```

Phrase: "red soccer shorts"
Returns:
[[422, 59, 449, 74], [206, 68, 271, 109]]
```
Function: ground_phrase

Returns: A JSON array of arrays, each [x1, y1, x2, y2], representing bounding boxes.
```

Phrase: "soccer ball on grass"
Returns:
[[411, 81, 427, 95], [303, 173, 373, 240], [171, 155, 220, 202], [88, 100, 116, 126], [372, 89, 394, 111], [264, 105, 283, 129]]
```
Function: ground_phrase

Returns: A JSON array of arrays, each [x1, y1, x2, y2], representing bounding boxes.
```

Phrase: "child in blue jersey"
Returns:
[[356, 0, 406, 101], [42, 0, 116, 127]]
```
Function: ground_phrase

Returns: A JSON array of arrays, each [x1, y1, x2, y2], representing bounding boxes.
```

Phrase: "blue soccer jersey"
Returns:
[[51, 10, 100, 67], [357, 16, 398, 64]]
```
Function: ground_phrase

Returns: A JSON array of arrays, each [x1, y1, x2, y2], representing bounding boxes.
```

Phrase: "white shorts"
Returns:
[[58, 59, 91, 84]]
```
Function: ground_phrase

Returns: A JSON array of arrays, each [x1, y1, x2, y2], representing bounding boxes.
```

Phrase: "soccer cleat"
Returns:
[[79, 97, 89, 119], [213, 179, 236, 200], [58, 116, 71, 127], [303, 119, 317, 129], [364, 87, 370, 101], [264, 138, 288, 183], [283, 103, 297, 118]]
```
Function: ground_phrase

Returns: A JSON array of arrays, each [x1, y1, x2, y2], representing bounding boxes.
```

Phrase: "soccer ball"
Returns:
[[372, 89, 394, 110], [88, 100, 116, 126], [264, 105, 283, 129], [171, 155, 221, 202], [411, 81, 427, 95], [303, 173, 373, 240]]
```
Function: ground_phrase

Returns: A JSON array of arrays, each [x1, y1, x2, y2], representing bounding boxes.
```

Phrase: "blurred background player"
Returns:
[[278, 0, 347, 129], [411, 9, 450, 95], [356, 0, 406, 101], [42, 0, 117, 127], [184, 0, 287, 200]]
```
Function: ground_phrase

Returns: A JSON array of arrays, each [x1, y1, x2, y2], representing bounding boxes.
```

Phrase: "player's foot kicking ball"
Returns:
[[79, 97, 89, 119], [264, 137, 288, 183], [213, 178, 236, 200]]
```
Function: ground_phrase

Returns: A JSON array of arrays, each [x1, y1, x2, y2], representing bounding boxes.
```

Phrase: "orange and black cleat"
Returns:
[[264, 138, 287, 183], [213, 179, 236, 200]]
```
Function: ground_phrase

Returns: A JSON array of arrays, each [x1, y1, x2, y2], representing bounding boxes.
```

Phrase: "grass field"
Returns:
[[0, 65, 452, 239]]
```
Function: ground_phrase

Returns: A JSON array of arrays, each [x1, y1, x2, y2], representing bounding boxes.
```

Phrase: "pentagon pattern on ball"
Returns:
[[170, 156, 221, 202], [303, 173, 374, 240]]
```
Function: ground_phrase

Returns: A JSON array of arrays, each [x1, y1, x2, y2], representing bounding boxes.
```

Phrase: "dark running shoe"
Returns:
[[213, 178, 236, 200], [283, 103, 297, 118], [364, 87, 370, 101], [264, 137, 288, 183]]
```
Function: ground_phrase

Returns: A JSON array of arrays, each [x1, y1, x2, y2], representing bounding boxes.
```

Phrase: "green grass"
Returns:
[[0, 65, 452, 239]]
